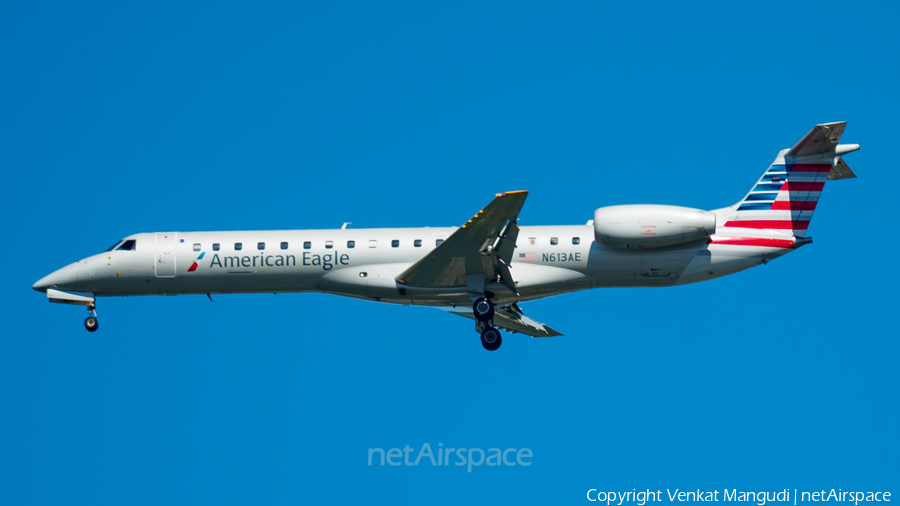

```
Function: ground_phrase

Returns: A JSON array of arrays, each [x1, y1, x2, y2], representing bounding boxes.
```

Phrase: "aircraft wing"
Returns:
[[446, 304, 563, 337], [396, 191, 528, 292]]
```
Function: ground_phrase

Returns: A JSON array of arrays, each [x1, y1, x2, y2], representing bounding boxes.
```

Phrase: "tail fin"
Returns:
[[721, 122, 859, 238]]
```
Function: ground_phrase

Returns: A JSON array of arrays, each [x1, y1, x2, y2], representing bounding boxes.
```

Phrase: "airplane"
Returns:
[[33, 122, 859, 350]]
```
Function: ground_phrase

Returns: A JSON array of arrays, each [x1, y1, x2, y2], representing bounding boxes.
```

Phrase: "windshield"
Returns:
[[116, 240, 136, 251], [104, 240, 124, 252]]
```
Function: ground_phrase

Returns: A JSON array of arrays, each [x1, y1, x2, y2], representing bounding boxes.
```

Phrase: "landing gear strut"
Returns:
[[84, 305, 98, 332]]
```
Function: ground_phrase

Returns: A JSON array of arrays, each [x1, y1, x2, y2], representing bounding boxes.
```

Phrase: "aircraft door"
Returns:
[[155, 233, 177, 278]]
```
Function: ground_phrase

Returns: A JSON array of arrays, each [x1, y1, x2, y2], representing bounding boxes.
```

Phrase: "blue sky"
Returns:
[[1, 1, 898, 504]]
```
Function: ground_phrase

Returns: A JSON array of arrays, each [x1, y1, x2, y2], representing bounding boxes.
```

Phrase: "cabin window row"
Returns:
[[192, 238, 447, 252], [123, 236, 580, 253], [198, 242, 290, 251]]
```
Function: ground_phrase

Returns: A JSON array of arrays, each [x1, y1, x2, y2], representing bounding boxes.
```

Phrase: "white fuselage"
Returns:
[[33, 224, 789, 307]]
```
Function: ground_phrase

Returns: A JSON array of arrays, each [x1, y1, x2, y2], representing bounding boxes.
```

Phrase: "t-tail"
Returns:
[[712, 122, 859, 247]]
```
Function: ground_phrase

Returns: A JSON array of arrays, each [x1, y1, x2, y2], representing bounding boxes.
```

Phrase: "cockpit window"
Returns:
[[116, 240, 137, 251], [105, 240, 123, 252]]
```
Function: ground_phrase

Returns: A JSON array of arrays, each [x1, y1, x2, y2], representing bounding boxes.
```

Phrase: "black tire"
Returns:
[[473, 297, 494, 322], [84, 317, 99, 332], [480, 327, 502, 351]]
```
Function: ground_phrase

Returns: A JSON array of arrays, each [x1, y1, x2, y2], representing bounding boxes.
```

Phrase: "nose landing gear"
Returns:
[[84, 305, 98, 332], [44, 289, 99, 332]]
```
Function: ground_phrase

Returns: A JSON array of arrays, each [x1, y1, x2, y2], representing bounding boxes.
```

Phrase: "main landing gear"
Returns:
[[473, 297, 501, 351], [473, 297, 494, 322], [84, 305, 99, 332], [480, 326, 501, 351]]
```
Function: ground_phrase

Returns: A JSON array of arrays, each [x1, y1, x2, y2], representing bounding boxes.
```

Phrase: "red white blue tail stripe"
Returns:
[[724, 162, 830, 237]]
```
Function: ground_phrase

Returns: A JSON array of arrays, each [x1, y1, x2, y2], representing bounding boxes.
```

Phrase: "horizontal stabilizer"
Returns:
[[787, 122, 847, 157], [828, 157, 857, 180]]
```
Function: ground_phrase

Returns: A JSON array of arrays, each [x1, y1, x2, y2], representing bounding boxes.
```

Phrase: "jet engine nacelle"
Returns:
[[593, 205, 716, 249]]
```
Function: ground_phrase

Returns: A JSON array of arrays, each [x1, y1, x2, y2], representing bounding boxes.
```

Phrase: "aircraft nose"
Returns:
[[32, 264, 78, 293], [32, 275, 53, 292]]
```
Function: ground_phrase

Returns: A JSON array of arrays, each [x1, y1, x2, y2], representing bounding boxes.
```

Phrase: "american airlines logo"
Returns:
[[186, 252, 205, 272]]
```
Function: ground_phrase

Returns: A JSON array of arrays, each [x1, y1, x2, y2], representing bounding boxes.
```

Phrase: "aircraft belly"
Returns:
[[510, 263, 592, 297], [317, 263, 413, 303], [582, 243, 640, 287], [676, 244, 789, 285], [97, 273, 321, 296], [585, 241, 713, 288]]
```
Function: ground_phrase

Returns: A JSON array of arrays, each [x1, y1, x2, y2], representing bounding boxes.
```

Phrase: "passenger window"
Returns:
[[435, 239, 444, 246], [304, 241, 311, 249], [369, 240, 377, 248], [117, 240, 136, 251], [325, 241, 333, 249], [391, 240, 399, 248], [193, 243, 201, 251], [235, 242, 243, 251], [572, 237, 580, 245], [213, 243, 220, 251], [347, 240, 355, 248], [414, 239, 422, 247], [258, 242, 265, 250], [281, 242, 288, 250], [550, 237, 558, 245]]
